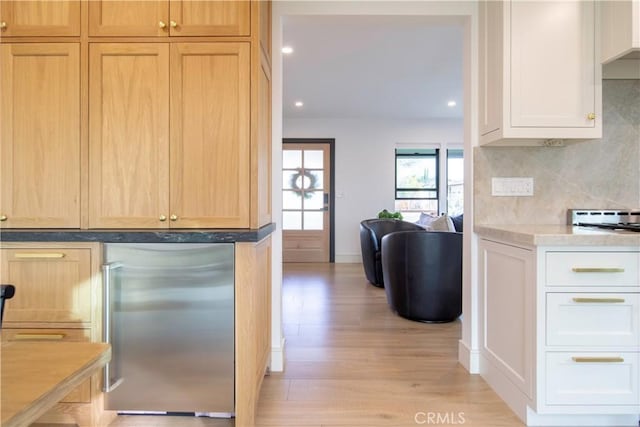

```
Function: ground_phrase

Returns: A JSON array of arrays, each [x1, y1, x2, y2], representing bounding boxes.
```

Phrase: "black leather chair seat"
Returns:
[[381, 231, 462, 322], [359, 219, 424, 287]]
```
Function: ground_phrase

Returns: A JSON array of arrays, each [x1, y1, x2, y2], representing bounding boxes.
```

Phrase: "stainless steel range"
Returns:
[[569, 209, 640, 232]]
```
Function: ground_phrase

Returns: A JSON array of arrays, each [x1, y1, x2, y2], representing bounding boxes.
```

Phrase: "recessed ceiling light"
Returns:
[[295, 101, 304, 107], [282, 46, 294, 54], [447, 100, 457, 107]]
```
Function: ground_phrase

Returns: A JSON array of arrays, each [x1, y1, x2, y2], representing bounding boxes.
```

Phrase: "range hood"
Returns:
[[601, 0, 640, 79]]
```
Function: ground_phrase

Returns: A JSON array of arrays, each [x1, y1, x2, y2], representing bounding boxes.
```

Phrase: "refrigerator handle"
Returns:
[[103, 262, 124, 393]]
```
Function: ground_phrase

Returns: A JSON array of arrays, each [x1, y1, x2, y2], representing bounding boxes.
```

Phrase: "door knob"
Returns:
[[0, 22, 7, 30], [0, 214, 7, 221], [159, 215, 167, 222], [170, 20, 178, 28], [587, 113, 596, 120], [170, 214, 178, 221], [158, 21, 167, 29]]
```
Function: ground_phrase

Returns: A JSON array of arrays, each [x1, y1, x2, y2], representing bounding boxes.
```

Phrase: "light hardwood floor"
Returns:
[[105, 263, 522, 427]]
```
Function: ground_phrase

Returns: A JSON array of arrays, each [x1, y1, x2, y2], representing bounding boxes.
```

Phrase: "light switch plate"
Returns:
[[491, 177, 534, 196]]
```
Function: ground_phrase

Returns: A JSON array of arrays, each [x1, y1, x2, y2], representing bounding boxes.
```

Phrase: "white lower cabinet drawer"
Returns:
[[546, 293, 640, 347], [546, 252, 639, 286], [546, 352, 639, 405]]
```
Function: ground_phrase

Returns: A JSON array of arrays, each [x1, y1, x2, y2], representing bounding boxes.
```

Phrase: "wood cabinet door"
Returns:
[[89, 0, 169, 36], [0, 0, 80, 36], [510, 1, 596, 128], [0, 44, 80, 228], [0, 248, 92, 324], [170, 43, 250, 228], [89, 43, 170, 228], [169, 0, 250, 36]]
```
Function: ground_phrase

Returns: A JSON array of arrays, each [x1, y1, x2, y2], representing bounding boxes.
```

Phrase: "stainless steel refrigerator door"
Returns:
[[103, 243, 234, 413]]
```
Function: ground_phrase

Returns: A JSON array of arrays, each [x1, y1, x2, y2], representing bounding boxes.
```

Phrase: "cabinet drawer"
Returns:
[[546, 252, 639, 286], [546, 293, 640, 347], [546, 352, 639, 405], [2, 328, 93, 403], [0, 248, 93, 324], [2, 328, 91, 342]]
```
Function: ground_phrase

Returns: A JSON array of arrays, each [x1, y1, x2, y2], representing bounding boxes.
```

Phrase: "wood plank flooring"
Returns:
[[105, 263, 522, 427]]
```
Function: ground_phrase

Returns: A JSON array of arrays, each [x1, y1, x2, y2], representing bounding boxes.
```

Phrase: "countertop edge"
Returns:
[[0, 223, 277, 244], [475, 224, 640, 247]]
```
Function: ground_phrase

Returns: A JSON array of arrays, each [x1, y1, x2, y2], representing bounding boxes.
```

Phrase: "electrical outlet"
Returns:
[[491, 177, 534, 196]]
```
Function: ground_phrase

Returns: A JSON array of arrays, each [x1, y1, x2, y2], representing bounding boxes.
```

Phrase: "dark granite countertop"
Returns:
[[0, 223, 275, 243]]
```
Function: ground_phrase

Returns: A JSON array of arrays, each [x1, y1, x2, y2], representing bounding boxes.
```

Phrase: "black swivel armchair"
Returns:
[[359, 219, 424, 287], [381, 231, 462, 322], [0, 284, 16, 329]]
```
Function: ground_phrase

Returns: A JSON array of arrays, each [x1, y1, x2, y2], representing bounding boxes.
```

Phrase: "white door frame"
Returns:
[[270, 0, 479, 374]]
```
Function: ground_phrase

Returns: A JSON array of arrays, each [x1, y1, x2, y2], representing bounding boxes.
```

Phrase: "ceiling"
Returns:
[[282, 15, 464, 120]]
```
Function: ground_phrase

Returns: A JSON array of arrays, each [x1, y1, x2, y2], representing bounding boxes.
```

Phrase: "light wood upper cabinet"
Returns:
[[0, 0, 80, 36], [170, 43, 250, 228], [89, 42, 250, 228], [89, 1, 169, 37], [0, 43, 80, 228], [89, 43, 170, 228], [170, 0, 250, 36], [479, 1, 602, 146], [89, 0, 250, 37]]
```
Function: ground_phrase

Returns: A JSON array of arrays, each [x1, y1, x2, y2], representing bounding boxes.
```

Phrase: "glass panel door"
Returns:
[[282, 143, 331, 262]]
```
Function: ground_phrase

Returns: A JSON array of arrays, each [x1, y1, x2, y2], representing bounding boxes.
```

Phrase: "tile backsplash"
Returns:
[[474, 79, 640, 225]]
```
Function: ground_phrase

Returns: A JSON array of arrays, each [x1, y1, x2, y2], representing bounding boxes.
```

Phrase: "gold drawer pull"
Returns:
[[14, 253, 66, 259], [572, 297, 626, 303], [572, 267, 624, 273], [572, 356, 624, 363], [14, 333, 66, 341]]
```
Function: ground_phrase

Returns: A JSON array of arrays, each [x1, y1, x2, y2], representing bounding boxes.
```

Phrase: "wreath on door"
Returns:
[[289, 168, 316, 199]]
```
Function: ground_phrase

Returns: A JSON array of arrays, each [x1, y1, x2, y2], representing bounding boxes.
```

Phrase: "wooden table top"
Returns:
[[1, 341, 111, 427]]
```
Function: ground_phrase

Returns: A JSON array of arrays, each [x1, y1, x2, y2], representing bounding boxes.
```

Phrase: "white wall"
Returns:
[[284, 117, 463, 262]]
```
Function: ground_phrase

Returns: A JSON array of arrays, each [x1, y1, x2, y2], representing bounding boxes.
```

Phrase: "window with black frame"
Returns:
[[446, 148, 464, 216], [394, 148, 439, 221]]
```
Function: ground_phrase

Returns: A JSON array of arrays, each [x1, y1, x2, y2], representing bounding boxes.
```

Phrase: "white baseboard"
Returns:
[[525, 407, 639, 427], [269, 337, 286, 372], [458, 340, 480, 374], [480, 352, 529, 422], [335, 254, 361, 263]]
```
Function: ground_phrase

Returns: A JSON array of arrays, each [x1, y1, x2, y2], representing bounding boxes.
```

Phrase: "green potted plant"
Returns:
[[377, 209, 403, 220]]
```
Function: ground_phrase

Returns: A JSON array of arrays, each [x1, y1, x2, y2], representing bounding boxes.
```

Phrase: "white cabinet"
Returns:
[[479, 239, 535, 401], [541, 248, 640, 414], [479, 239, 640, 426], [479, 1, 602, 146], [601, 0, 640, 63], [545, 293, 640, 347], [545, 352, 639, 406]]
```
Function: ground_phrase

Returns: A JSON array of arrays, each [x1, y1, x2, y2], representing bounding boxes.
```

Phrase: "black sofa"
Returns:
[[359, 219, 424, 287], [381, 230, 462, 322]]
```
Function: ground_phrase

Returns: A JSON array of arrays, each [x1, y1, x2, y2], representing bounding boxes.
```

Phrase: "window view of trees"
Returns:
[[394, 147, 463, 222]]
